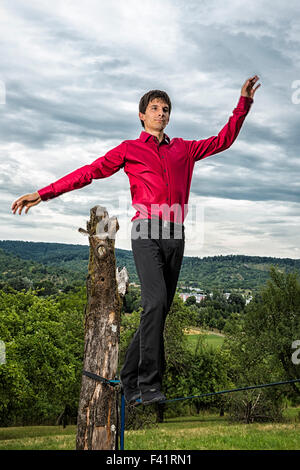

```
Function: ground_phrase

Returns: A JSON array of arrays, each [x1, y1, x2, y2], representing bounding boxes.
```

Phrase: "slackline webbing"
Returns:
[[81, 370, 300, 451], [82, 370, 120, 386], [160, 378, 300, 404], [82, 371, 300, 403]]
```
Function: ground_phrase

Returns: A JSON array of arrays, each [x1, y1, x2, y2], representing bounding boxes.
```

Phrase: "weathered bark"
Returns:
[[76, 205, 128, 450]]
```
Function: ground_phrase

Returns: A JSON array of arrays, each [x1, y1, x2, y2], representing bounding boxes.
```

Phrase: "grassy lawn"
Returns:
[[186, 329, 224, 351], [0, 425, 76, 450], [1, 326, 296, 451], [0, 409, 299, 450], [125, 412, 300, 450]]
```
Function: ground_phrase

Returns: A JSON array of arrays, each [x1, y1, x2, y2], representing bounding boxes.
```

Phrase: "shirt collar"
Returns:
[[139, 131, 170, 145]]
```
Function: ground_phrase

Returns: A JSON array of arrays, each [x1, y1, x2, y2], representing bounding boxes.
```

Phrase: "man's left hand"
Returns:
[[241, 75, 261, 99]]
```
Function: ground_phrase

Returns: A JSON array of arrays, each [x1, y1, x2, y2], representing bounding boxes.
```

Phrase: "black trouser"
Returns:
[[120, 218, 185, 396]]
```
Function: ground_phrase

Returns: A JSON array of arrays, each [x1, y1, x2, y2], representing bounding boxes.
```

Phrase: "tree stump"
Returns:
[[76, 205, 128, 450]]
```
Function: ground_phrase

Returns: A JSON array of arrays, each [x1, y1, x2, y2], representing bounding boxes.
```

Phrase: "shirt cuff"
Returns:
[[37, 186, 54, 201], [239, 95, 254, 106], [234, 95, 253, 114]]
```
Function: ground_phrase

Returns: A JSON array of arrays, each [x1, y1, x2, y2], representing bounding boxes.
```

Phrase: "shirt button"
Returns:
[[163, 169, 166, 173], [166, 183, 168, 186], [161, 156, 164, 159]]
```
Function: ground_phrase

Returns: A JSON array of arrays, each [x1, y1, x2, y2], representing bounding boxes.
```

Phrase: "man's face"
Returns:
[[139, 98, 170, 133]]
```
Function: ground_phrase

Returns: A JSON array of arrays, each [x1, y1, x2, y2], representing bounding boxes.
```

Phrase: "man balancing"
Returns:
[[11, 76, 261, 405]]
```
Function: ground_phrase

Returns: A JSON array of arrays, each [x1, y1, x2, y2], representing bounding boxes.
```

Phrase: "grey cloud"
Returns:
[[257, 219, 298, 225], [190, 167, 300, 203], [3, 81, 138, 147], [1, 0, 299, 258]]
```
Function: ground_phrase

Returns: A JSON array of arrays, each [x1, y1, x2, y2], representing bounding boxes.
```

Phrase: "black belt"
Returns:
[[132, 218, 185, 239], [133, 218, 184, 228]]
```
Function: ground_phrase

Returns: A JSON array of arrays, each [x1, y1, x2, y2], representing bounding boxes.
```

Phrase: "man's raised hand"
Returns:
[[241, 75, 261, 99], [11, 192, 42, 215]]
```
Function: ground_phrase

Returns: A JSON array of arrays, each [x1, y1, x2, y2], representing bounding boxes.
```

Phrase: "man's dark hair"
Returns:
[[139, 90, 172, 128]]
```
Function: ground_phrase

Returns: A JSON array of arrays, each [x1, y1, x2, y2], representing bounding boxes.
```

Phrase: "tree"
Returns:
[[244, 266, 300, 394], [185, 295, 196, 306], [123, 286, 141, 313], [0, 288, 84, 426], [222, 266, 300, 422], [227, 292, 246, 311]]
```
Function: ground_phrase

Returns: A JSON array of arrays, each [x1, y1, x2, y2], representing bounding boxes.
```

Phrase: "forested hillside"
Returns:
[[1, 240, 299, 427], [0, 240, 299, 295]]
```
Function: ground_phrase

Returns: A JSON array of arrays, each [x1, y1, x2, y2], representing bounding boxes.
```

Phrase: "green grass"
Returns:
[[0, 425, 76, 450], [187, 332, 224, 351], [1, 409, 299, 450], [125, 412, 300, 450]]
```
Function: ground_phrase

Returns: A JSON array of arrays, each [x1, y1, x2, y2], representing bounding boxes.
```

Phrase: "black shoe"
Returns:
[[140, 388, 166, 405], [127, 391, 141, 404], [120, 379, 140, 404]]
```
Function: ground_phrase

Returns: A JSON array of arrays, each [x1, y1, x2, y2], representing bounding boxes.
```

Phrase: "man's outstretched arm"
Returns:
[[185, 75, 261, 162], [11, 141, 127, 215]]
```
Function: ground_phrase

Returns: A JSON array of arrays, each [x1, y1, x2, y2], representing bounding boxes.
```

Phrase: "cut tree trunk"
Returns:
[[76, 206, 128, 450]]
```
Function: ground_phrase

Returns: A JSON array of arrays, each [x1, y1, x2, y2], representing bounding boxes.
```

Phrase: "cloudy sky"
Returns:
[[1, 0, 300, 258]]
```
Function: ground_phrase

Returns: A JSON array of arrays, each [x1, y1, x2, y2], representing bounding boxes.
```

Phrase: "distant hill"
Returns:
[[0, 240, 138, 294], [178, 253, 300, 292], [0, 240, 299, 294]]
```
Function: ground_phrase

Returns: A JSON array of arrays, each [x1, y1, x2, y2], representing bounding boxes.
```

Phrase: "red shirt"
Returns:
[[37, 95, 253, 224]]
